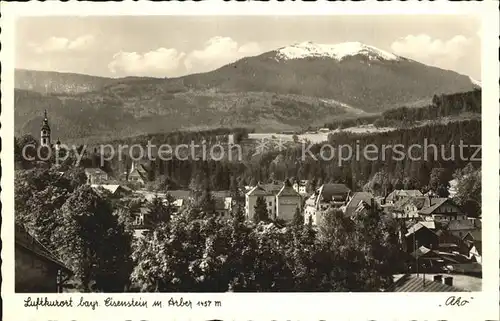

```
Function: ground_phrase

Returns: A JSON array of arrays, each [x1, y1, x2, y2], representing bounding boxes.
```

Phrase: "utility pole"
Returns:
[[415, 239, 419, 277]]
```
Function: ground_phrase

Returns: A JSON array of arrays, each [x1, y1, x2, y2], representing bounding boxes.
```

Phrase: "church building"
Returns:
[[40, 110, 60, 149]]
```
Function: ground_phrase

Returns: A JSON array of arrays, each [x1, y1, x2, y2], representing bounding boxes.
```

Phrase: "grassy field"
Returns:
[[249, 124, 397, 144]]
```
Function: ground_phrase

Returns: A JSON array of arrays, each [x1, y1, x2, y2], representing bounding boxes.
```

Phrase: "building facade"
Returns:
[[84, 168, 109, 185], [304, 183, 351, 225], [276, 184, 302, 221], [418, 198, 467, 222], [127, 162, 148, 186], [245, 182, 301, 221]]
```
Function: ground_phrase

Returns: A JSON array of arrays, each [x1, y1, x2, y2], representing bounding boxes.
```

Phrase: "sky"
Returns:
[[16, 15, 482, 80]]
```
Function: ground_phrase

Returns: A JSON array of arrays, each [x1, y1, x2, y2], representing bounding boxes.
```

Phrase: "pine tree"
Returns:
[[292, 206, 303, 229], [253, 196, 269, 223], [197, 178, 216, 216], [452, 164, 481, 217]]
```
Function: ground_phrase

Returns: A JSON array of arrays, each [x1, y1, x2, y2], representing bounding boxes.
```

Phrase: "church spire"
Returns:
[[40, 110, 51, 147]]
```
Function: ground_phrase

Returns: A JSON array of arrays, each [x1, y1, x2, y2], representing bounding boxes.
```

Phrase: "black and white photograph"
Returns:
[[10, 13, 487, 296]]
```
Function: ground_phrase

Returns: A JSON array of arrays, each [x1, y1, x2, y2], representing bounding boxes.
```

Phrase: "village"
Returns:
[[88, 169, 483, 290], [15, 111, 485, 293]]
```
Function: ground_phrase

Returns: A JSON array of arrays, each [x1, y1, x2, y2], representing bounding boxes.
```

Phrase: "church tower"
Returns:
[[40, 110, 51, 147]]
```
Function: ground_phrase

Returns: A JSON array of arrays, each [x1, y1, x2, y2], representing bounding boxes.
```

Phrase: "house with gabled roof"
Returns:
[[403, 222, 439, 253], [343, 192, 374, 217], [276, 182, 302, 221], [91, 184, 132, 198], [245, 181, 301, 222], [84, 167, 108, 185], [418, 198, 467, 222], [127, 162, 148, 186], [385, 189, 423, 205], [303, 183, 351, 225], [462, 229, 482, 245], [392, 196, 430, 219], [446, 219, 478, 239]]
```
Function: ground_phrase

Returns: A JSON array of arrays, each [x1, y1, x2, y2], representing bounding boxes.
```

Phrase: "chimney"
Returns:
[[444, 276, 453, 286], [433, 275, 443, 283]]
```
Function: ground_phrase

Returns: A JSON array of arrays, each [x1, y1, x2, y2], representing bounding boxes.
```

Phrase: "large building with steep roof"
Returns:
[[418, 198, 466, 222], [245, 182, 301, 221], [303, 183, 351, 225]]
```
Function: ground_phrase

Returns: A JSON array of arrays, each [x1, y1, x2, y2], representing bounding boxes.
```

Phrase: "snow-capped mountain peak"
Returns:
[[469, 76, 481, 88], [275, 41, 400, 62]]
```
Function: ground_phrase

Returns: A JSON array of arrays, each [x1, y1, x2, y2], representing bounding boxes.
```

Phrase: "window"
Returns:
[[269, 202, 272, 206]]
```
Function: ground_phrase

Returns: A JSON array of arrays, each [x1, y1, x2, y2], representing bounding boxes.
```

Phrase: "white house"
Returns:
[[276, 184, 302, 221], [245, 184, 281, 221], [84, 168, 108, 185], [245, 182, 301, 221]]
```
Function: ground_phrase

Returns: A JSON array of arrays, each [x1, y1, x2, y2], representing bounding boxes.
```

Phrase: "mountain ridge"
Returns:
[[14, 41, 478, 142]]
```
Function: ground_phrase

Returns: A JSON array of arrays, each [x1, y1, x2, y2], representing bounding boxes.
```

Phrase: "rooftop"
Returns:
[[419, 198, 459, 216], [386, 189, 423, 200], [405, 222, 436, 237], [84, 167, 107, 175], [463, 229, 482, 241], [316, 183, 351, 202], [389, 274, 469, 292], [247, 183, 284, 196], [277, 184, 301, 198], [446, 219, 476, 231], [91, 184, 132, 194], [344, 192, 374, 217], [15, 223, 72, 274]]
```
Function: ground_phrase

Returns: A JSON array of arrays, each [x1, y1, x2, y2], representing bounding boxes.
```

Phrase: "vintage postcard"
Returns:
[[1, 1, 499, 320]]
